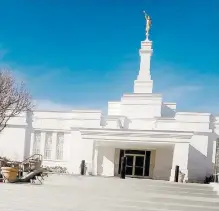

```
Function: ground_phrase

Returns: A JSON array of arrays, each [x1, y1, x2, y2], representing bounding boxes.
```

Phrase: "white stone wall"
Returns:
[[0, 127, 26, 161], [188, 134, 214, 181], [0, 113, 28, 161], [97, 146, 115, 176], [153, 146, 174, 181]]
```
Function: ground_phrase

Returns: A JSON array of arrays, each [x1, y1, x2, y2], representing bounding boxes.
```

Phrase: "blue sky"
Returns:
[[0, 0, 218, 113]]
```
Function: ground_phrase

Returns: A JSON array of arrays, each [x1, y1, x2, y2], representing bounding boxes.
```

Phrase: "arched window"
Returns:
[[56, 133, 64, 160], [44, 132, 53, 159], [32, 131, 41, 155]]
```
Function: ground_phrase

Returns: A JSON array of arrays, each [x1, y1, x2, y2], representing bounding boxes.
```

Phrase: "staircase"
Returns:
[[0, 175, 218, 210], [18, 154, 47, 183], [114, 179, 219, 211], [43, 175, 219, 211]]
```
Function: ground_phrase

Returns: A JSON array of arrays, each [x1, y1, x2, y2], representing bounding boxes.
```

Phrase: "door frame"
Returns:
[[125, 153, 146, 178]]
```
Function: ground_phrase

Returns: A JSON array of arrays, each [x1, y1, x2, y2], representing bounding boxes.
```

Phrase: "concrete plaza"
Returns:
[[0, 175, 219, 211]]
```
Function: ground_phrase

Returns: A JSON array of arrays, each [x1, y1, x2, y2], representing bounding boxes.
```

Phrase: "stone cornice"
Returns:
[[122, 93, 162, 98], [71, 110, 103, 113], [105, 115, 127, 120], [163, 102, 176, 105], [72, 127, 193, 141], [33, 109, 103, 114], [34, 110, 72, 113], [33, 128, 71, 133], [33, 117, 101, 120], [81, 133, 192, 144], [176, 112, 211, 116]]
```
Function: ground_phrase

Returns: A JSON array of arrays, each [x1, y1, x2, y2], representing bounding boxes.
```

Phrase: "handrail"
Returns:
[[17, 154, 43, 179], [20, 154, 43, 164]]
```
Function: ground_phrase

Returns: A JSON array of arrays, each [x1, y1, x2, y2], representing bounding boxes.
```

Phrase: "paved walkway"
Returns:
[[0, 175, 219, 211]]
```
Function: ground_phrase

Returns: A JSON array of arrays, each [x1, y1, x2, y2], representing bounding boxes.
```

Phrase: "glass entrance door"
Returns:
[[125, 154, 145, 177], [126, 155, 134, 176], [118, 150, 151, 178], [134, 155, 144, 176]]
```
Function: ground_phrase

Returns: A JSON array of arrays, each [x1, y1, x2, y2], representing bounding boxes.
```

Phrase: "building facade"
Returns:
[[0, 30, 218, 182]]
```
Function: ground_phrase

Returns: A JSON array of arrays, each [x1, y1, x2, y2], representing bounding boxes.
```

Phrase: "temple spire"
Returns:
[[133, 12, 153, 93]]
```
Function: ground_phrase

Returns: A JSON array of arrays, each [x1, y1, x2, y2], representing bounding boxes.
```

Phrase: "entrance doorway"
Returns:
[[118, 150, 151, 178], [126, 154, 145, 177]]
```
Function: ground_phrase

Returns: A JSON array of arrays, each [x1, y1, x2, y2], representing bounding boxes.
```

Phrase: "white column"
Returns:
[[40, 132, 46, 157], [170, 143, 189, 182], [102, 147, 115, 176], [29, 132, 34, 156], [134, 40, 153, 93], [92, 144, 98, 176], [68, 131, 84, 174], [51, 132, 57, 160]]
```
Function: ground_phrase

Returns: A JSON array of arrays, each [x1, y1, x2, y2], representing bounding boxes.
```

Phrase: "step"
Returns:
[[43, 175, 217, 196], [83, 180, 216, 195], [88, 183, 218, 198], [129, 184, 217, 195], [93, 203, 219, 211], [0, 181, 218, 211], [119, 187, 219, 198], [92, 196, 219, 211], [97, 192, 219, 204], [64, 175, 213, 191], [122, 178, 213, 190]]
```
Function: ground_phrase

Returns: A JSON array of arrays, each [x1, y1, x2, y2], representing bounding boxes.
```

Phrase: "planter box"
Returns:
[[1, 167, 19, 183]]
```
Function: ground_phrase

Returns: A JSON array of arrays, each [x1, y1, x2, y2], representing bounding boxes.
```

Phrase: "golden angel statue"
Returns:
[[143, 11, 152, 40]]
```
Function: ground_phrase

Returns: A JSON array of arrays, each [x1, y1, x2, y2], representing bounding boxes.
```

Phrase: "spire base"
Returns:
[[134, 80, 153, 93]]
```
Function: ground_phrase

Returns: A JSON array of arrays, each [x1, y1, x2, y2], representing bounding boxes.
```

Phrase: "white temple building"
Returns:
[[0, 25, 218, 183]]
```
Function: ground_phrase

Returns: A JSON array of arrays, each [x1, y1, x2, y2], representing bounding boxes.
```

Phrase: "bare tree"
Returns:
[[0, 69, 32, 132]]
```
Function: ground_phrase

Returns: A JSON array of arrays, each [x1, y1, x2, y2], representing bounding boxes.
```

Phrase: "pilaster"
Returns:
[[29, 132, 34, 156], [92, 144, 98, 175], [40, 132, 46, 157], [51, 132, 57, 160], [170, 143, 189, 182]]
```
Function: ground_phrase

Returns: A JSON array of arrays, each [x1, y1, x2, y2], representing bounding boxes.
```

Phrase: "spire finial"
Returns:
[[143, 11, 152, 41]]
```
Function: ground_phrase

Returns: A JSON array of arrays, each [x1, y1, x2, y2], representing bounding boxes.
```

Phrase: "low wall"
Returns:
[[210, 183, 219, 195]]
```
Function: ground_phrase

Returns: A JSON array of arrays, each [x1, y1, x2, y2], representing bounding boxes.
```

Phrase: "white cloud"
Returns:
[[162, 85, 202, 102], [33, 99, 73, 111]]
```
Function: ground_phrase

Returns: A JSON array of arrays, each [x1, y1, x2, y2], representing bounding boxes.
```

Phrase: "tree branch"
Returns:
[[0, 70, 32, 132]]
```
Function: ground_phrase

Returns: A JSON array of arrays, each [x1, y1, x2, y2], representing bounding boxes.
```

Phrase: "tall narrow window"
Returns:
[[44, 132, 53, 159], [56, 133, 64, 160], [32, 131, 41, 155]]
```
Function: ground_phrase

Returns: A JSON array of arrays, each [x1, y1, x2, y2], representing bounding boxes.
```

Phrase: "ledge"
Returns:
[[72, 127, 194, 140], [176, 112, 211, 116], [122, 93, 162, 98], [33, 109, 103, 114]]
